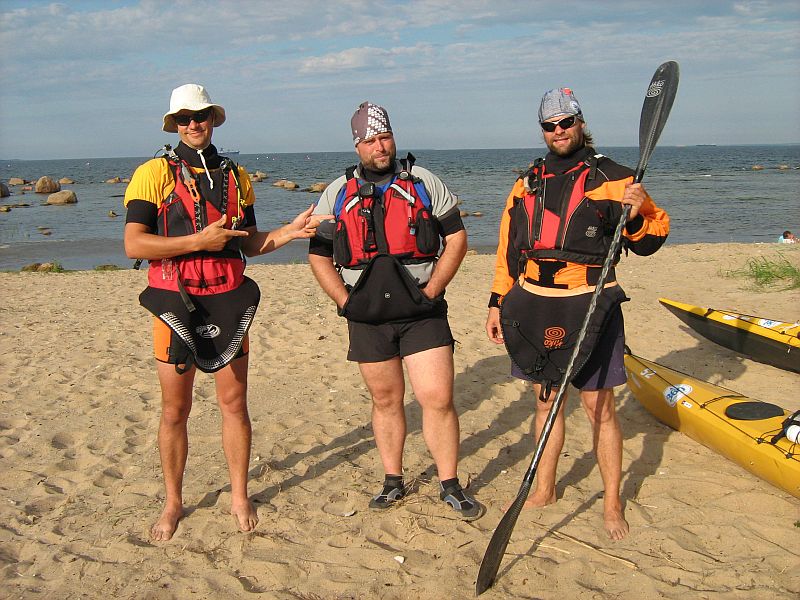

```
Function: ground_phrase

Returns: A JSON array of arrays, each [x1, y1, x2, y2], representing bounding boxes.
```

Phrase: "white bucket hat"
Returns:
[[162, 83, 226, 133]]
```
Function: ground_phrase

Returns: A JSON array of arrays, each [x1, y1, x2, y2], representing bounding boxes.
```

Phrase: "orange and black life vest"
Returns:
[[332, 154, 439, 269], [509, 153, 619, 288], [146, 146, 248, 300]]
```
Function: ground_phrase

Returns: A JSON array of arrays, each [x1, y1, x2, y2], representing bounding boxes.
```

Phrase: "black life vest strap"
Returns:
[[522, 266, 616, 288], [222, 159, 246, 229], [531, 158, 545, 245], [176, 276, 197, 313], [398, 152, 416, 174], [585, 152, 600, 180]]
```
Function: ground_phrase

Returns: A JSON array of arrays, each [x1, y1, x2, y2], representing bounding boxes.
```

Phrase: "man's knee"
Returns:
[[371, 389, 404, 412], [161, 403, 191, 426], [217, 390, 249, 416], [581, 389, 617, 423]]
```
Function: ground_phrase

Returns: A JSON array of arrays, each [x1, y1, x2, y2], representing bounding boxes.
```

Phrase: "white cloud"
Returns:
[[0, 0, 798, 157]]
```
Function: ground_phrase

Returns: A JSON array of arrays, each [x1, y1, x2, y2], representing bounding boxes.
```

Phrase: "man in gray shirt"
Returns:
[[308, 101, 483, 520]]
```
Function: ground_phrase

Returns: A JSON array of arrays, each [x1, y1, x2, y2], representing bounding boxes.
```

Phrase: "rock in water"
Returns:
[[35, 176, 60, 193], [46, 190, 78, 205]]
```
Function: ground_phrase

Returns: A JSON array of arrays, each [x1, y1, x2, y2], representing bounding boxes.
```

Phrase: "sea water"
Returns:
[[1, 145, 798, 270]]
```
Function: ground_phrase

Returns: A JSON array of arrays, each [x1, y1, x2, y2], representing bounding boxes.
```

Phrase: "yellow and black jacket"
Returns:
[[489, 146, 669, 306]]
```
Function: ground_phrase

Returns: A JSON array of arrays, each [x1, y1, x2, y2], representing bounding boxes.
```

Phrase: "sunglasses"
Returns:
[[173, 108, 212, 127], [540, 115, 578, 132]]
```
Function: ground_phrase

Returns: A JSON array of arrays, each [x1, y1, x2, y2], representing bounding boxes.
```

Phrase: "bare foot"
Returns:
[[503, 490, 557, 512], [231, 498, 258, 532], [150, 504, 183, 541], [604, 507, 629, 540]]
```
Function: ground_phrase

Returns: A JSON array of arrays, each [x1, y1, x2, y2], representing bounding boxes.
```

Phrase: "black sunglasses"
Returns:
[[540, 115, 578, 132], [173, 108, 212, 127]]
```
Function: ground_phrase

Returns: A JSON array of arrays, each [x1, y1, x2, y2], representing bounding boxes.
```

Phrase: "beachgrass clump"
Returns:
[[20, 261, 65, 273], [725, 254, 800, 289]]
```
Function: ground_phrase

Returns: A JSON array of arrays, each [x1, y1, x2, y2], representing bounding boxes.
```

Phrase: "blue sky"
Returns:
[[1, 0, 798, 159]]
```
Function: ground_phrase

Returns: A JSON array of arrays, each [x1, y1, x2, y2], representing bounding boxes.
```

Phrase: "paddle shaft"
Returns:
[[476, 61, 679, 596]]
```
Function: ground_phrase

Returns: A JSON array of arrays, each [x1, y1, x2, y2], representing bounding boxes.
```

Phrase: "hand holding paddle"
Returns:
[[475, 60, 680, 595], [622, 183, 647, 221]]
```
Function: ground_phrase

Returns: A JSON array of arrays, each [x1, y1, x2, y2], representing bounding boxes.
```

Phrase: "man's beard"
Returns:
[[547, 134, 584, 157], [364, 151, 396, 173]]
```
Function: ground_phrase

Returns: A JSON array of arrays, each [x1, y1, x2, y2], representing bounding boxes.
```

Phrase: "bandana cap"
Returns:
[[351, 101, 392, 146], [538, 88, 583, 123]]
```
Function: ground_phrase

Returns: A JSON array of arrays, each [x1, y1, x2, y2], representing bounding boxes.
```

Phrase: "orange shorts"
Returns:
[[152, 318, 249, 363]]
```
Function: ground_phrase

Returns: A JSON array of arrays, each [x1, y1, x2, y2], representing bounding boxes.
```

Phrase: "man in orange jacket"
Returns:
[[486, 88, 670, 540]]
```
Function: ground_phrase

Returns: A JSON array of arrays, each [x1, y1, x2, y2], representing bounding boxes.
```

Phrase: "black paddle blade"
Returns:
[[634, 60, 680, 182], [475, 481, 531, 595]]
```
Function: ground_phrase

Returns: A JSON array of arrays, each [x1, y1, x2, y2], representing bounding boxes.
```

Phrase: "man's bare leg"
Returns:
[[580, 388, 629, 540], [514, 383, 565, 510], [152, 361, 194, 541], [404, 345, 459, 481], [215, 355, 258, 532], [359, 358, 406, 477]]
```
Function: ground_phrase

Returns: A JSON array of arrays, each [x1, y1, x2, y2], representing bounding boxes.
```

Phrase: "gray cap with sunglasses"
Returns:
[[162, 83, 226, 133], [538, 87, 583, 123]]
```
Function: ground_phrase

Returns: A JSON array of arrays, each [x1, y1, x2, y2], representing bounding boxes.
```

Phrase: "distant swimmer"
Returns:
[[779, 230, 797, 243], [308, 101, 483, 520], [123, 83, 330, 541], [486, 87, 671, 540]]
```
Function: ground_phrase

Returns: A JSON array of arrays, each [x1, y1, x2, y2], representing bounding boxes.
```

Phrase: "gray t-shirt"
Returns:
[[313, 160, 460, 287]]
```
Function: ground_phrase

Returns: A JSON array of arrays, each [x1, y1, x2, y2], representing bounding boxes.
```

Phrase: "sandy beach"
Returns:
[[0, 242, 797, 599]]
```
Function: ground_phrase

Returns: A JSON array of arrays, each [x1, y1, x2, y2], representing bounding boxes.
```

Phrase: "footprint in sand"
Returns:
[[92, 465, 127, 488], [50, 432, 78, 450], [0, 417, 30, 454]]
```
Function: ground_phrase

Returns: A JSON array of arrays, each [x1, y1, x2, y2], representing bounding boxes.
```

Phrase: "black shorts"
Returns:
[[347, 314, 454, 363], [511, 305, 627, 391]]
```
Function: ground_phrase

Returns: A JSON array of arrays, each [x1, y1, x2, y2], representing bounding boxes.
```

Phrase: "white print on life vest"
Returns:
[[646, 80, 665, 98], [663, 383, 692, 407], [585, 226, 598, 238], [196, 324, 221, 339]]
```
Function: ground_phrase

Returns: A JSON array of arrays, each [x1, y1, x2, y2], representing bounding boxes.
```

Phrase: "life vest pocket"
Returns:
[[509, 198, 531, 251], [414, 210, 440, 255], [148, 255, 245, 296], [333, 220, 353, 266], [340, 254, 441, 324], [159, 195, 195, 237], [500, 284, 628, 390]]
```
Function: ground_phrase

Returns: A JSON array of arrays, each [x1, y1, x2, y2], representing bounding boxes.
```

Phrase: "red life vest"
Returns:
[[332, 155, 439, 268], [147, 150, 247, 297], [511, 154, 619, 265]]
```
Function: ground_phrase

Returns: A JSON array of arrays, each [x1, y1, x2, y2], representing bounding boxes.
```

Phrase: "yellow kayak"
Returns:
[[624, 351, 800, 498], [658, 298, 800, 373]]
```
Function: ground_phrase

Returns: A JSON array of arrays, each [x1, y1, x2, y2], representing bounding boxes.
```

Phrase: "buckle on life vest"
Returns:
[[358, 182, 376, 199], [359, 206, 377, 253]]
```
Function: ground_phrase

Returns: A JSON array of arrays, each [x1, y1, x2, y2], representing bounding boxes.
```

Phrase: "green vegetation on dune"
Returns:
[[726, 254, 800, 289]]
